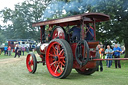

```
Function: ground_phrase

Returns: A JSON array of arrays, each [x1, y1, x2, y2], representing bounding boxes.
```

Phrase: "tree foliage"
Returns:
[[0, 25, 6, 44], [0, 0, 50, 42], [92, 0, 128, 57], [0, 0, 128, 57]]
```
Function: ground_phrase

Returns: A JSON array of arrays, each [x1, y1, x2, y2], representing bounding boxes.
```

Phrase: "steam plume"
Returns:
[[41, 0, 99, 21]]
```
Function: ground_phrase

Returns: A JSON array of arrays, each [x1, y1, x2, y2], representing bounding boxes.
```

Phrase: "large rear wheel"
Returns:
[[26, 53, 37, 73], [46, 39, 73, 78]]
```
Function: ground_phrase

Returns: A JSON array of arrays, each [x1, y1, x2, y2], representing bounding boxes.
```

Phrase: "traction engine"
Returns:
[[26, 13, 110, 78]]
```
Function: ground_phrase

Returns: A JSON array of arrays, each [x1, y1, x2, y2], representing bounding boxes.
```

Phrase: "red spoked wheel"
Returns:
[[46, 39, 73, 78], [26, 53, 37, 73]]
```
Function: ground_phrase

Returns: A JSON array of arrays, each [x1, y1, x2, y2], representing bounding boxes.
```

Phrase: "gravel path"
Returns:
[[0, 56, 26, 64]]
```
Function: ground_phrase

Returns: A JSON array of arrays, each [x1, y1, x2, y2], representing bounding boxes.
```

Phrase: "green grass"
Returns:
[[0, 51, 36, 59], [0, 51, 15, 59], [0, 54, 128, 85]]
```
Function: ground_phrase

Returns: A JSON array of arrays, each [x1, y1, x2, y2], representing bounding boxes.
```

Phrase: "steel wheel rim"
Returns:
[[26, 54, 34, 72], [46, 41, 66, 77]]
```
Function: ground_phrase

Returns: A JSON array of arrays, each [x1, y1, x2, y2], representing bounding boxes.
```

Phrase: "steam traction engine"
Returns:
[[26, 13, 110, 78]]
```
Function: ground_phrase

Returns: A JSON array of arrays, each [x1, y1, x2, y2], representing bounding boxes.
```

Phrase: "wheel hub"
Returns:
[[54, 56, 58, 61], [29, 61, 31, 65]]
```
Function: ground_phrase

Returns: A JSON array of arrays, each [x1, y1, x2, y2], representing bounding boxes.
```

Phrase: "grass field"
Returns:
[[0, 53, 128, 85]]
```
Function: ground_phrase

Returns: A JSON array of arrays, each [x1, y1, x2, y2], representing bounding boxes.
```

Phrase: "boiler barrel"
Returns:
[[36, 46, 43, 55]]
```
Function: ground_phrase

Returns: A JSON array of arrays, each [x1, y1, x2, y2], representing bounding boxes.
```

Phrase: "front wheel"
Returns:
[[46, 39, 73, 78], [26, 53, 37, 73]]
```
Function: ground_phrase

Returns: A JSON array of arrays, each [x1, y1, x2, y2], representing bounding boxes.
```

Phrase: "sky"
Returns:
[[0, 0, 24, 10], [0, 0, 25, 26]]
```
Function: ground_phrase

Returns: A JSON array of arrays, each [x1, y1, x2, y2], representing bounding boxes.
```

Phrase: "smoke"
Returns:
[[40, 0, 99, 21], [40, 0, 128, 21]]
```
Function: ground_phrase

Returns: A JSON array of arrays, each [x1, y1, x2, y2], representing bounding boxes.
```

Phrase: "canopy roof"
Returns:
[[32, 13, 110, 27]]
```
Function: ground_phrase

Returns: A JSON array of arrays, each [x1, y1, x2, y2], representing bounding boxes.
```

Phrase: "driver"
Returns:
[[85, 24, 94, 40], [68, 24, 81, 41]]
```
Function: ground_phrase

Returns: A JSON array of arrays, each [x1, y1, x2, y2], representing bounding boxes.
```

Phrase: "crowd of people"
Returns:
[[3, 44, 30, 58], [98, 44, 124, 72]]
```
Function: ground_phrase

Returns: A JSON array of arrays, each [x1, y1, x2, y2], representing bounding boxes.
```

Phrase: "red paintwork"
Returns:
[[32, 13, 110, 27], [40, 26, 43, 44], [52, 27, 65, 39], [26, 54, 34, 72], [38, 41, 99, 69], [40, 54, 44, 59], [33, 13, 110, 43], [84, 61, 96, 69], [40, 47, 47, 54], [93, 21, 96, 40], [46, 41, 65, 77], [8, 41, 15, 49], [88, 41, 99, 48], [28, 13, 111, 76], [70, 43, 97, 69]]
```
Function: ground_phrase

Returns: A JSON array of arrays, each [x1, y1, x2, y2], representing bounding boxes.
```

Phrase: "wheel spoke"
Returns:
[[60, 61, 65, 67], [28, 57, 30, 62], [49, 53, 56, 57], [55, 62, 58, 68], [60, 56, 65, 59], [59, 65, 63, 73], [55, 65, 59, 73], [60, 56, 65, 63], [58, 45, 61, 53], [62, 60, 65, 63], [59, 49, 64, 56], [50, 61, 57, 67], [56, 44, 61, 55], [30, 60, 33, 66], [52, 46, 57, 55], [61, 52, 64, 57], [57, 45, 59, 55]]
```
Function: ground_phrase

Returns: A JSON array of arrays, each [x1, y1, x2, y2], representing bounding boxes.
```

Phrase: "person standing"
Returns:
[[4, 46, 8, 55], [14, 45, 20, 58], [8, 46, 11, 56], [105, 45, 113, 68], [97, 44, 104, 71], [26, 46, 29, 53], [22, 46, 25, 56], [0, 49, 1, 55], [18, 46, 22, 57], [113, 44, 122, 68]]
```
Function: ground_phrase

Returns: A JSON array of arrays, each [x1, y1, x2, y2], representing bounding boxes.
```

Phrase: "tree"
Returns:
[[0, 0, 50, 41], [93, 0, 128, 57], [0, 25, 6, 44]]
